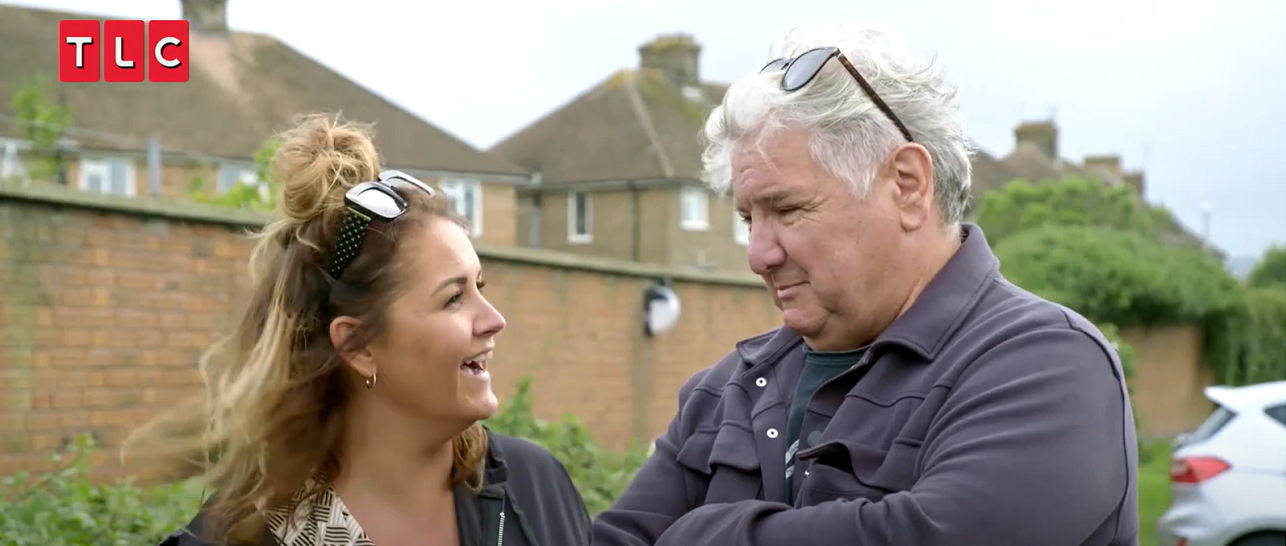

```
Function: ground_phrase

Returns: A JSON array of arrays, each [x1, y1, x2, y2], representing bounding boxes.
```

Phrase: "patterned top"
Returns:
[[264, 487, 374, 546]]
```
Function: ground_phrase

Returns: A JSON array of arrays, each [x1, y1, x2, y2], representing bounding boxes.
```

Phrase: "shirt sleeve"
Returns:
[[650, 327, 1137, 546]]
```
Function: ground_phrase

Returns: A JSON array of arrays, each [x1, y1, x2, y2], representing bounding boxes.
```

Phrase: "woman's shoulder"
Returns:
[[487, 431, 568, 473]]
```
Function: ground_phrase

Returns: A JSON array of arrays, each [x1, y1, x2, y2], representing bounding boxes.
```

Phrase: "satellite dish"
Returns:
[[643, 279, 681, 337]]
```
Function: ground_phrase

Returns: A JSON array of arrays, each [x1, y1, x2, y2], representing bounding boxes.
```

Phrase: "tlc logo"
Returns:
[[59, 19, 190, 83]]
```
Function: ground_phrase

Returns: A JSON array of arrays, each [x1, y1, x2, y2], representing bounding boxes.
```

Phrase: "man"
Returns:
[[591, 21, 1139, 546]]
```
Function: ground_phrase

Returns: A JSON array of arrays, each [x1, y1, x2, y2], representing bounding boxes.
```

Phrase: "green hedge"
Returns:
[[993, 224, 1286, 386], [0, 436, 204, 546], [0, 378, 647, 545]]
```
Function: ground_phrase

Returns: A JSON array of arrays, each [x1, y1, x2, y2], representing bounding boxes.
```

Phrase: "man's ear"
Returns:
[[889, 143, 935, 231], [329, 316, 375, 377]]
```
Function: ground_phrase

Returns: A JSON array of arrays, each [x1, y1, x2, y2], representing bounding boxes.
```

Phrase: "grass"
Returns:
[[1138, 440, 1173, 546]]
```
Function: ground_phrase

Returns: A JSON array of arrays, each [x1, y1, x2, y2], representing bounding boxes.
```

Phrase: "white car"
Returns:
[[1156, 380, 1286, 546]]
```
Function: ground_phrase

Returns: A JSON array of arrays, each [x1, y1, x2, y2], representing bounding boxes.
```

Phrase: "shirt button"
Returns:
[[755, 377, 767, 387], [767, 428, 779, 439]]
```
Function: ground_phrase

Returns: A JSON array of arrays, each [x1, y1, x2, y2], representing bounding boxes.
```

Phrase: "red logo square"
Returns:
[[147, 19, 189, 83], [58, 20, 100, 83], [104, 20, 145, 83]]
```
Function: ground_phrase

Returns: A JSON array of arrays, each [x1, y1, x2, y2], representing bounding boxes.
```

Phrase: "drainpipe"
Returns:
[[627, 180, 641, 262], [147, 133, 162, 197]]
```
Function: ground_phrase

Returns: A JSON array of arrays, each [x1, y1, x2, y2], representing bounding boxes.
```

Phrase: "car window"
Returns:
[[1265, 404, 1286, 428], [1185, 405, 1237, 444]]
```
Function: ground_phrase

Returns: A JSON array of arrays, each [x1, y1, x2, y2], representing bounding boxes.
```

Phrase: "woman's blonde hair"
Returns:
[[124, 113, 488, 545]]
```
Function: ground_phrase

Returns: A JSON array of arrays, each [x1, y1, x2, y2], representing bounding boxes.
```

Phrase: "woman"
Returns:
[[129, 113, 591, 546]]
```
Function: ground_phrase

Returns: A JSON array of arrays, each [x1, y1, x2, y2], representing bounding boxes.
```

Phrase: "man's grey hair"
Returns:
[[701, 22, 974, 226]]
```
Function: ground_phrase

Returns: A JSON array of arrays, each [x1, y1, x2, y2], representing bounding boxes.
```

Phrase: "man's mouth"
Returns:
[[461, 351, 491, 375]]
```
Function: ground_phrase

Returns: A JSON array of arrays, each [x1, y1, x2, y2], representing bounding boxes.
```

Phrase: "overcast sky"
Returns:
[[11, 0, 1286, 259]]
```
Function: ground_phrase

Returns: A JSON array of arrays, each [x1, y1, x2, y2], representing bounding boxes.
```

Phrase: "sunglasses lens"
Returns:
[[782, 48, 833, 91], [760, 58, 789, 73], [354, 186, 403, 218], [381, 171, 437, 197]]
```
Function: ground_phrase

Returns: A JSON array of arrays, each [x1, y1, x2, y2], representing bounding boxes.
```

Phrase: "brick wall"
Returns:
[[1121, 325, 1214, 438], [0, 184, 779, 478]]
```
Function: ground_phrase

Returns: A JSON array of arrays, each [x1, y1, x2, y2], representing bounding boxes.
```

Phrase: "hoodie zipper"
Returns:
[[497, 510, 506, 546]]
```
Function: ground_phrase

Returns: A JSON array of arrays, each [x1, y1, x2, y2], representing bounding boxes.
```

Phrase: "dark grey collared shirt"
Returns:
[[593, 223, 1140, 546]]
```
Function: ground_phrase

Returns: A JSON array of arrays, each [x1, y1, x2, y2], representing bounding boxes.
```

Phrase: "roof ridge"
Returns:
[[622, 70, 675, 178]]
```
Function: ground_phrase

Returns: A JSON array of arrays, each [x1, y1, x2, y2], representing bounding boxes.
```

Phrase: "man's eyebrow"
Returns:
[[749, 189, 794, 207]]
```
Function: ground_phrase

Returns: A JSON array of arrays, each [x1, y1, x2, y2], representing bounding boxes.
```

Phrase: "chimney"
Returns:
[[1083, 154, 1123, 176], [1014, 120, 1059, 159], [181, 0, 229, 34], [638, 33, 701, 88], [1122, 171, 1145, 197]]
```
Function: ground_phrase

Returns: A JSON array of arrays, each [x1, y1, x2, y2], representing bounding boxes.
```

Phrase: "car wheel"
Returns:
[[1231, 532, 1286, 546]]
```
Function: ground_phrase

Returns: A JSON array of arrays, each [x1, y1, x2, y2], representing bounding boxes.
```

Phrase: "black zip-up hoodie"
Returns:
[[158, 429, 592, 546]]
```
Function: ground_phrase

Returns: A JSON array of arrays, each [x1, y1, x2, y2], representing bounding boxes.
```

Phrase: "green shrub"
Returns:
[[973, 176, 1175, 248], [992, 224, 1284, 386], [484, 377, 649, 515], [0, 378, 647, 543], [0, 435, 205, 546]]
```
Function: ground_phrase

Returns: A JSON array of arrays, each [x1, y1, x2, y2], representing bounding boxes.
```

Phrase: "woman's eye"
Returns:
[[446, 292, 464, 307]]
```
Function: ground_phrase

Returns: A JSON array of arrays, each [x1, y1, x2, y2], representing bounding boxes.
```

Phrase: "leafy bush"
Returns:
[[485, 377, 649, 515], [993, 224, 1283, 386], [0, 435, 205, 546], [0, 378, 647, 543], [974, 177, 1175, 248], [993, 225, 1242, 327], [1247, 244, 1286, 290]]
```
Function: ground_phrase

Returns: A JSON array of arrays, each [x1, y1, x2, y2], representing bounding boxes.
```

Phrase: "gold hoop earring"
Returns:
[[365, 373, 377, 389]]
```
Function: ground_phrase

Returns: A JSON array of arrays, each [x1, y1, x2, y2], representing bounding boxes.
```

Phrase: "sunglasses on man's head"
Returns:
[[760, 46, 915, 143], [327, 170, 436, 280]]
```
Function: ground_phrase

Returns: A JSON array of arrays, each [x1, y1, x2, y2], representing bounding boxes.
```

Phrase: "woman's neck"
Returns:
[[333, 398, 462, 505]]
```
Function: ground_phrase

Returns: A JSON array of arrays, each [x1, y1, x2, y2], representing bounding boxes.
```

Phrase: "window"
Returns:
[[567, 191, 591, 244], [1, 140, 25, 179], [217, 163, 269, 199], [734, 209, 750, 246], [1265, 403, 1286, 429], [79, 156, 136, 196], [680, 186, 709, 230], [1178, 404, 1236, 448], [440, 178, 483, 237]]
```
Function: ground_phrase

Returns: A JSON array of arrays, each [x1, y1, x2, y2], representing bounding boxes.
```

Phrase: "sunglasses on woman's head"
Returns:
[[760, 46, 915, 143], [326, 170, 436, 280]]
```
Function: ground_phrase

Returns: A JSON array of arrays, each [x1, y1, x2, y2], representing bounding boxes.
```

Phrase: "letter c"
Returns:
[[154, 37, 181, 68]]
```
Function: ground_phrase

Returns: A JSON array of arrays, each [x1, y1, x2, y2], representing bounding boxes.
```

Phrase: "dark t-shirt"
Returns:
[[783, 346, 867, 503]]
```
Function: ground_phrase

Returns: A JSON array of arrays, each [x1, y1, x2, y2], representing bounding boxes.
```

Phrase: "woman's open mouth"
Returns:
[[461, 351, 490, 376]]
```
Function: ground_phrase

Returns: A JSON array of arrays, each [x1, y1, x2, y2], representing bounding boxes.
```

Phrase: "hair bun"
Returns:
[[272, 113, 382, 225]]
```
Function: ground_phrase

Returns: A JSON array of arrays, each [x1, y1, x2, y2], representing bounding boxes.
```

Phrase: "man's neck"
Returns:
[[895, 231, 962, 319]]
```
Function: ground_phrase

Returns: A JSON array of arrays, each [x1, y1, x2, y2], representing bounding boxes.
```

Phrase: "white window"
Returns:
[[79, 156, 136, 196], [567, 191, 591, 244], [734, 210, 750, 246], [1, 140, 25, 179], [217, 163, 269, 199], [440, 177, 484, 237], [680, 186, 709, 230]]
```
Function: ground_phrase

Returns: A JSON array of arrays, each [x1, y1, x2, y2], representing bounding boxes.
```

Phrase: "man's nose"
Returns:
[[746, 224, 786, 276]]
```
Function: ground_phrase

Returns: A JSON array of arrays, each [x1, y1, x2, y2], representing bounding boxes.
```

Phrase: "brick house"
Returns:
[[493, 33, 1217, 268], [490, 34, 751, 273], [0, 0, 531, 247]]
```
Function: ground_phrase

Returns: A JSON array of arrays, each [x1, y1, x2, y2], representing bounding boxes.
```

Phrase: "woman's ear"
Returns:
[[329, 316, 375, 377]]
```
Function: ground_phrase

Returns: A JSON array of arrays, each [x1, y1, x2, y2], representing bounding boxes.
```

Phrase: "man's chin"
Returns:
[[781, 308, 823, 338]]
